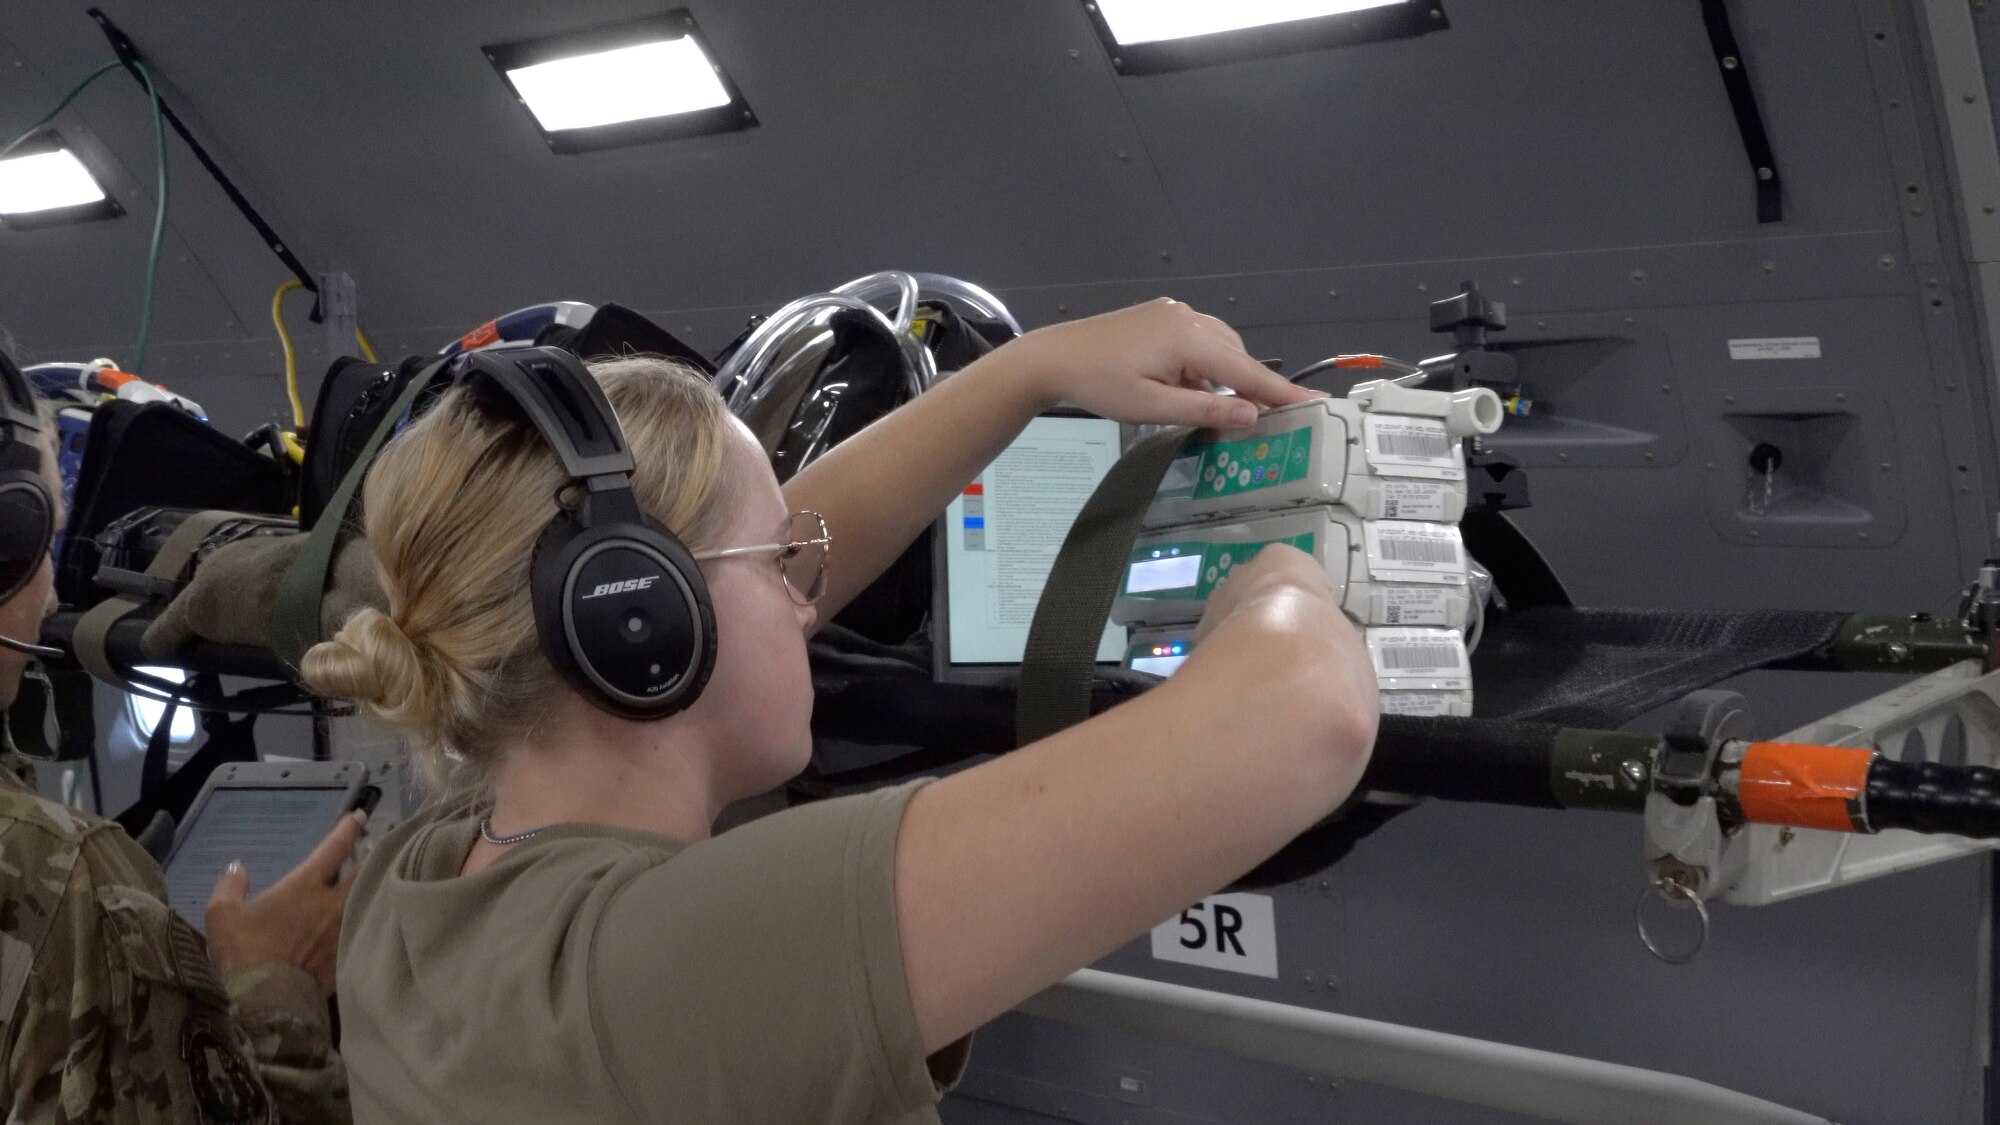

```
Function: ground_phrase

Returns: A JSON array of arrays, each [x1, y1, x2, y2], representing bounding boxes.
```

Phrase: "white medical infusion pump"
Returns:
[[1114, 379, 1504, 716]]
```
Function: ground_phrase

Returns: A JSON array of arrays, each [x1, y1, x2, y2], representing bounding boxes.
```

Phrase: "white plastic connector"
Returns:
[[115, 380, 205, 418], [1346, 380, 1504, 439]]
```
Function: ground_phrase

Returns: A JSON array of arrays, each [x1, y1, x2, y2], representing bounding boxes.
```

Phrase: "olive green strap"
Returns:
[[270, 359, 445, 676], [1015, 427, 1194, 747]]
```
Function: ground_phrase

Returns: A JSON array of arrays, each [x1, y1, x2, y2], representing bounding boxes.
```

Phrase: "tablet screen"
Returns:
[[163, 787, 351, 932]]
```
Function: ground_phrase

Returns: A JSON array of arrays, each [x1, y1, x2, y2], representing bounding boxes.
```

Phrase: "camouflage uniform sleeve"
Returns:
[[1, 790, 349, 1124], [224, 962, 349, 1123]]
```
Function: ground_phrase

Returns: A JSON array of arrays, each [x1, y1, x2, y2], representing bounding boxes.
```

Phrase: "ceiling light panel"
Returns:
[[1094, 0, 1405, 45], [485, 10, 756, 154], [1083, 0, 1447, 74], [0, 133, 123, 227], [507, 38, 731, 132]]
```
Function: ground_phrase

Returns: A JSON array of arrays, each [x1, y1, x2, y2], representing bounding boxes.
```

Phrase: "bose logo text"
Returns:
[[581, 576, 659, 600]]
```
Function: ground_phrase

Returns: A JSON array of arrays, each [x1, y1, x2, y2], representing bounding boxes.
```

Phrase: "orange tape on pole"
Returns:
[[1737, 742, 1873, 832]]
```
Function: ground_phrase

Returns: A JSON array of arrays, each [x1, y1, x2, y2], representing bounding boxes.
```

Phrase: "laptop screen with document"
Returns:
[[934, 413, 1127, 682]]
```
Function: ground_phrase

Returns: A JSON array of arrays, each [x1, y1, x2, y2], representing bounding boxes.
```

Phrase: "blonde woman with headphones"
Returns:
[[307, 299, 1380, 1124]]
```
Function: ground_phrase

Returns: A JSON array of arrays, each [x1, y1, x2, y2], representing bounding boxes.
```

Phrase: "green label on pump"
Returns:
[[1122, 532, 1316, 600], [1157, 425, 1314, 502]]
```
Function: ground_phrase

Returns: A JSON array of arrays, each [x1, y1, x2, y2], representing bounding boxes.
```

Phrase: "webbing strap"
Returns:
[[5, 667, 96, 763], [5, 666, 53, 760], [1015, 427, 1193, 747], [270, 358, 445, 676], [73, 510, 247, 693]]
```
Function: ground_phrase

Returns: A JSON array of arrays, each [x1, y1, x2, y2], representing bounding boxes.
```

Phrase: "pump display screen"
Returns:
[[1126, 555, 1202, 593], [942, 416, 1126, 667]]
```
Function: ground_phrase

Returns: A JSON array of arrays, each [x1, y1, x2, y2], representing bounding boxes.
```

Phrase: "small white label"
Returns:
[[1364, 520, 1467, 585], [1363, 415, 1464, 481], [1151, 893, 1279, 978], [1377, 585, 1450, 626], [1728, 336, 1821, 360], [1378, 479, 1448, 520], [1380, 690, 1461, 717], [1367, 627, 1472, 691]]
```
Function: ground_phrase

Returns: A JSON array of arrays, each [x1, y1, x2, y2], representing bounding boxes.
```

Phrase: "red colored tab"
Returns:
[[459, 320, 500, 352], [963, 483, 984, 496], [1737, 742, 1872, 832]]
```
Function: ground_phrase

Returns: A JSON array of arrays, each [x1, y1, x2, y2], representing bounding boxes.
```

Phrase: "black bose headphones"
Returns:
[[458, 346, 717, 720], [0, 350, 55, 609]]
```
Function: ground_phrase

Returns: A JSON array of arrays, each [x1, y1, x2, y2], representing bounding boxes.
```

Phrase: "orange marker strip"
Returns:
[[1737, 742, 1873, 832], [459, 320, 501, 352]]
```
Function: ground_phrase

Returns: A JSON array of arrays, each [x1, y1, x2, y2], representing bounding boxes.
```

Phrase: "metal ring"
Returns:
[[1634, 877, 1711, 965]]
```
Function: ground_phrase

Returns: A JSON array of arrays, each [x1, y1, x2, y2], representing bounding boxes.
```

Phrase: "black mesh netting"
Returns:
[[1469, 606, 1848, 727]]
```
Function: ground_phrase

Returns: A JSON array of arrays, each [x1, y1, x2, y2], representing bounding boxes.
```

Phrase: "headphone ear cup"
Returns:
[[531, 514, 716, 720], [0, 470, 55, 605]]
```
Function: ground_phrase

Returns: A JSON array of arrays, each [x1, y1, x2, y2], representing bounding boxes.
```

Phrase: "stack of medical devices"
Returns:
[[1113, 377, 1505, 716]]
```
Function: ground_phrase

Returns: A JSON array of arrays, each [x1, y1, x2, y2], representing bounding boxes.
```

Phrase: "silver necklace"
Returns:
[[480, 816, 563, 845]]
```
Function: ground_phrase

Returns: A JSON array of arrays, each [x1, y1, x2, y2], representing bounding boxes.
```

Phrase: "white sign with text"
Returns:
[[1149, 893, 1279, 978], [1728, 336, 1821, 360]]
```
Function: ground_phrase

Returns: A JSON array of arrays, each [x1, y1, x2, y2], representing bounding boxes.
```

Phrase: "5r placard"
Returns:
[[1149, 893, 1279, 978]]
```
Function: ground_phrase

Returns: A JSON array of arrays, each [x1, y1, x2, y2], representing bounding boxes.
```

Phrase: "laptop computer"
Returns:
[[932, 412, 1128, 684]]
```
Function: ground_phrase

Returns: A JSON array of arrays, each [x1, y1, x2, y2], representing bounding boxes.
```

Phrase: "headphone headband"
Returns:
[[459, 349, 636, 482]]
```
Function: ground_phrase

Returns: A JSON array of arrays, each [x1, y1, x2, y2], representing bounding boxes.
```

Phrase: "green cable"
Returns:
[[129, 60, 169, 375], [0, 59, 122, 158], [1, 58, 171, 375]]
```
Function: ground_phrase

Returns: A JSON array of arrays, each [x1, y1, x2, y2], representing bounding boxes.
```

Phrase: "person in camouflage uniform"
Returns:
[[1, 753, 361, 1123], [0, 403, 356, 1124]]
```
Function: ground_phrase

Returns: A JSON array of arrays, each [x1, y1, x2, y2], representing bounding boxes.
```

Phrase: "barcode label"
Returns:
[[1379, 644, 1463, 670], [1368, 628, 1471, 690], [1379, 480, 1448, 520], [1364, 521, 1466, 584], [1381, 536, 1459, 564], [1377, 430, 1449, 458], [1363, 415, 1462, 481]]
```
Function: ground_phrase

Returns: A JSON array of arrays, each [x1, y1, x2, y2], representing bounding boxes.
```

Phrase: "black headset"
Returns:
[[0, 350, 55, 609], [458, 346, 717, 720]]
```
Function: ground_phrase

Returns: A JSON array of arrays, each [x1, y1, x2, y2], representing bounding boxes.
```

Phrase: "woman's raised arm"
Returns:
[[782, 299, 1318, 623]]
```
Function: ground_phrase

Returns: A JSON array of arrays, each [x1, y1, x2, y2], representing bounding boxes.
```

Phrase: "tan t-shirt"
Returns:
[[337, 781, 968, 1124]]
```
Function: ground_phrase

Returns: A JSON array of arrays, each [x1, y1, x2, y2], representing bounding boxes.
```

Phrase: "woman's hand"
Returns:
[[205, 810, 367, 995], [999, 298, 1322, 429]]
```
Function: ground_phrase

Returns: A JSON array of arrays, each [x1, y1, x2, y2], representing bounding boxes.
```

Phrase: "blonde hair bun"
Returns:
[[303, 607, 433, 721]]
